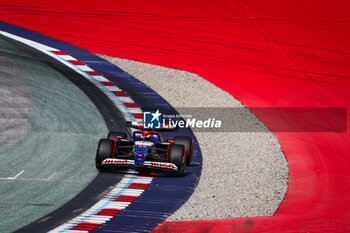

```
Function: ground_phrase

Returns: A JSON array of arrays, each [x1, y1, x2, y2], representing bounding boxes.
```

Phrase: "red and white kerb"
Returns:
[[49, 50, 143, 121], [49, 173, 154, 232], [0, 30, 143, 122]]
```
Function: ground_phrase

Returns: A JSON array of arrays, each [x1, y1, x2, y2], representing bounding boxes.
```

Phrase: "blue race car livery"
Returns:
[[95, 121, 193, 176]]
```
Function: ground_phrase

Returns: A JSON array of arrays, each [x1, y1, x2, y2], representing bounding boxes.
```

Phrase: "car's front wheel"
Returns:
[[168, 144, 186, 176], [174, 136, 193, 166], [96, 139, 114, 171]]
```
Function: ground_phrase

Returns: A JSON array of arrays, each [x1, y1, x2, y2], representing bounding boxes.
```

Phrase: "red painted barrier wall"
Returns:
[[1, 0, 349, 231]]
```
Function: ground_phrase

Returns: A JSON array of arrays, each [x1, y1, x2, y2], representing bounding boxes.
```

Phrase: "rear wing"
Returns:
[[126, 121, 179, 131]]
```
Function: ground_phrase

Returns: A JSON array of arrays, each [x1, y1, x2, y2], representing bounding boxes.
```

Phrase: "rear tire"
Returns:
[[108, 131, 127, 139], [168, 144, 186, 176], [174, 136, 193, 165], [96, 139, 114, 171]]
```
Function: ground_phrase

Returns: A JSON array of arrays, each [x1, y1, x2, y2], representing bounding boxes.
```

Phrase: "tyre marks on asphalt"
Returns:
[[0, 33, 109, 233], [0, 49, 32, 149], [0, 30, 154, 232]]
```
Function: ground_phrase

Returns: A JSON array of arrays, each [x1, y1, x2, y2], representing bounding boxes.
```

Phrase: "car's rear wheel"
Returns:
[[168, 144, 186, 176], [108, 131, 127, 139], [96, 139, 114, 171], [174, 136, 193, 165]]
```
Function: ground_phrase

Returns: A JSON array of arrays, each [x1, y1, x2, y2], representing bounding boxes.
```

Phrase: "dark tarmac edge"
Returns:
[[0, 36, 127, 233]]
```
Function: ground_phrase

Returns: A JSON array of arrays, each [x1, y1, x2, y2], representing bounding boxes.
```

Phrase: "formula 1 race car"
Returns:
[[95, 121, 193, 176]]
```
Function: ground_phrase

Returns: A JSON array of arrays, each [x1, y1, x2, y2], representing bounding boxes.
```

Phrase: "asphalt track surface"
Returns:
[[0, 36, 129, 233], [1, 0, 350, 232], [0, 36, 103, 232]]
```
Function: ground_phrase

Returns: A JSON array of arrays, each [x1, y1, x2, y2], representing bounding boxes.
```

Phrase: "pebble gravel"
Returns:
[[98, 55, 289, 220]]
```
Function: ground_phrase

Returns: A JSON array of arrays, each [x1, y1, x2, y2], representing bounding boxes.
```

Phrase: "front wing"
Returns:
[[102, 158, 178, 171]]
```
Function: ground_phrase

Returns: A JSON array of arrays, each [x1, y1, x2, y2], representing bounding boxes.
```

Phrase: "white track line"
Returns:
[[0, 30, 155, 232]]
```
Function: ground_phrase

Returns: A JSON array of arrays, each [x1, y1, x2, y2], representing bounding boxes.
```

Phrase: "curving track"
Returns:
[[0, 23, 202, 232], [0, 35, 109, 233], [1, 0, 350, 232]]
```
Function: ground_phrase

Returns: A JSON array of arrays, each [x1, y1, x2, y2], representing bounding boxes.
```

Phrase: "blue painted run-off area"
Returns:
[[0, 21, 202, 232]]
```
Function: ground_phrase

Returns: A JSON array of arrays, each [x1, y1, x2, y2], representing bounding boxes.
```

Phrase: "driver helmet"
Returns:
[[146, 133, 160, 142], [133, 132, 145, 141]]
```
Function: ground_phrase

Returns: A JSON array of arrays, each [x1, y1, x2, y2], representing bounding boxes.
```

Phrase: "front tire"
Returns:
[[96, 139, 114, 171], [174, 136, 193, 165], [168, 144, 186, 176]]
